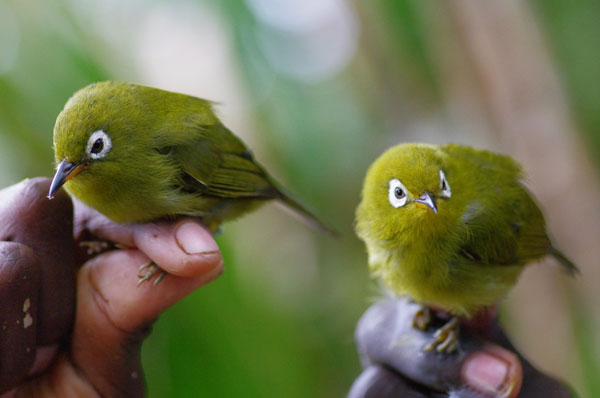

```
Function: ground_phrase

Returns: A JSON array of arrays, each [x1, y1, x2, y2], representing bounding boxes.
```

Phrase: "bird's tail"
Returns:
[[253, 157, 336, 234], [275, 190, 336, 235], [549, 247, 580, 276]]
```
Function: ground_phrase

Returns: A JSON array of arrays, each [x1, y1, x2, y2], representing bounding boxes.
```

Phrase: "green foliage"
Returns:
[[375, 0, 442, 104], [532, 0, 600, 158], [568, 285, 600, 398]]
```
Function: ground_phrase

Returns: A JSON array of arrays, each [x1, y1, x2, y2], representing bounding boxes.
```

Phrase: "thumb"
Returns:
[[461, 344, 522, 398]]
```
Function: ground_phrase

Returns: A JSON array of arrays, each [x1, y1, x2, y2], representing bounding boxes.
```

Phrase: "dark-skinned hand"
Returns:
[[349, 297, 574, 398], [0, 178, 223, 397]]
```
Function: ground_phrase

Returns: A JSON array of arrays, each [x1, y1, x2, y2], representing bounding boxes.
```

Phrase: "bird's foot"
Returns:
[[412, 307, 432, 331], [423, 316, 460, 354], [79, 240, 114, 256], [137, 261, 167, 286]]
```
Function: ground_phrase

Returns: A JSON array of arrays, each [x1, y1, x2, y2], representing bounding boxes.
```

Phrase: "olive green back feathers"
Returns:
[[355, 143, 577, 316], [52, 81, 328, 231]]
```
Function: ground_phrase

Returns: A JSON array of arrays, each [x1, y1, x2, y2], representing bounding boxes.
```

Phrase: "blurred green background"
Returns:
[[1, 0, 599, 396]]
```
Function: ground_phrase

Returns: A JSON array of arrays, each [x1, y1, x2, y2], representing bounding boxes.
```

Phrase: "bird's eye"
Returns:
[[439, 170, 451, 198], [86, 130, 112, 160], [91, 139, 103, 154], [388, 178, 408, 208]]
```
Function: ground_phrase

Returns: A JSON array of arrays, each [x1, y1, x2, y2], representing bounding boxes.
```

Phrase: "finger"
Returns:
[[70, 243, 222, 396], [356, 298, 473, 390], [355, 298, 513, 393], [488, 326, 573, 398], [461, 344, 522, 398], [356, 298, 574, 398], [0, 178, 76, 345], [9, 352, 100, 398], [348, 365, 428, 398], [28, 345, 60, 376], [72, 199, 136, 248], [0, 243, 40, 393], [133, 218, 220, 276], [82, 248, 223, 331], [73, 202, 220, 277]]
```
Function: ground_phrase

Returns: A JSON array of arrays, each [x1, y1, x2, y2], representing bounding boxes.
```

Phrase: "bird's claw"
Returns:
[[79, 240, 112, 255], [423, 316, 459, 354], [137, 261, 167, 286], [412, 307, 432, 331]]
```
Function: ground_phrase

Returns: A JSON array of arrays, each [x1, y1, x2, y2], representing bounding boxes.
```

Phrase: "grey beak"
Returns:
[[414, 191, 437, 214], [48, 159, 83, 199]]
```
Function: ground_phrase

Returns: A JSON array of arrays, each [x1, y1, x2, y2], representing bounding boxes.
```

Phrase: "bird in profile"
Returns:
[[49, 81, 331, 284]]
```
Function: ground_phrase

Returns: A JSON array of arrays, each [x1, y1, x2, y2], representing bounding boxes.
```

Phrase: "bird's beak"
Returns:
[[414, 191, 437, 214], [48, 159, 85, 199]]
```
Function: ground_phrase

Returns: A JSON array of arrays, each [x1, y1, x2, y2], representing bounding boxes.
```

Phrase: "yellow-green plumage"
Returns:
[[356, 143, 577, 316], [50, 81, 327, 231]]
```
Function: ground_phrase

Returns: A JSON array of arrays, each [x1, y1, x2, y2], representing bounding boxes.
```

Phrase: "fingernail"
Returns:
[[462, 352, 509, 394], [176, 222, 219, 254]]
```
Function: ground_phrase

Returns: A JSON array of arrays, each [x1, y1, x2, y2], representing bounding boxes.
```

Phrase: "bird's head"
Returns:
[[356, 143, 454, 244], [48, 81, 150, 199]]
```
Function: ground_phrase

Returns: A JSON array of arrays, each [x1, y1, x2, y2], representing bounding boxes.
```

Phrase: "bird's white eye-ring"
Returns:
[[439, 170, 451, 198], [388, 178, 408, 208], [86, 130, 112, 160]]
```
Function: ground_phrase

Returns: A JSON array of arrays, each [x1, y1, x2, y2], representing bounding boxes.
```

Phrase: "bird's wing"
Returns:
[[441, 144, 548, 265], [175, 125, 279, 199], [458, 200, 521, 265], [458, 185, 552, 266]]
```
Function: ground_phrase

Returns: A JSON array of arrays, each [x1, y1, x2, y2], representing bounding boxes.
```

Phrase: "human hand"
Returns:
[[349, 297, 574, 398], [0, 178, 223, 397]]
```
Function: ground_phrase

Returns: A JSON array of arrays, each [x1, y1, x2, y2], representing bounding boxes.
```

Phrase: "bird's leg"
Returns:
[[79, 241, 166, 287], [412, 306, 432, 331], [137, 262, 167, 287], [79, 240, 168, 286], [79, 240, 121, 256], [423, 316, 460, 354], [137, 219, 222, 287]]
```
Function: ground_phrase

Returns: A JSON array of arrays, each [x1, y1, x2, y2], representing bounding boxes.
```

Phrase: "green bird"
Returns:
[[355, 143, 577, 353], [49, 81, 330, 283]]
